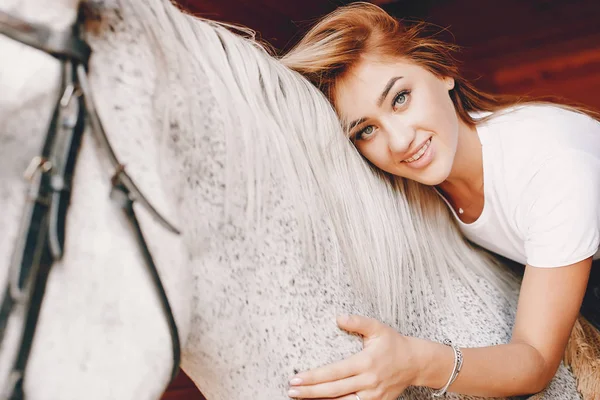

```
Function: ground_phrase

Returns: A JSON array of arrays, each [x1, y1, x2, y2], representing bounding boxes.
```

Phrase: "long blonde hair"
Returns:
[[281, 2, 598, 124]]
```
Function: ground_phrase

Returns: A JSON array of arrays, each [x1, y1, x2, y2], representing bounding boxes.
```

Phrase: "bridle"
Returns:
[[0, 7, 181, 399]]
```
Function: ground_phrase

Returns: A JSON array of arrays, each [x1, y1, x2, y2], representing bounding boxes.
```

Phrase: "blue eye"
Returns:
[[393, 90, 410, 108], [354, 125, 375, 141]]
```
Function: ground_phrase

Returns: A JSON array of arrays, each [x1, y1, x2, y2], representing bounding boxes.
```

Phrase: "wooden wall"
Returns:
[[173, 0, 600, 110], [161, 1, 600, 398], [174, 0, 345, 50], [161, 371, 204, 400], [384, 0, 600, 110]]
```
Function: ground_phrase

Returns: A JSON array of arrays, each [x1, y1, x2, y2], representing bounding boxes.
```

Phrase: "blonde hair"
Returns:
[[282, 2, 598, 124]]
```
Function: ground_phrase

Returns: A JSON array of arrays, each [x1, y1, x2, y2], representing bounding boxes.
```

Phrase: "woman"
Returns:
[[281, 2, 600, 399]]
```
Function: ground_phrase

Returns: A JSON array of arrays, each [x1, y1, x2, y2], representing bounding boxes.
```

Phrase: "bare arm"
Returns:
[[287, 258, 592, 399], [417, 257, 592, 397]]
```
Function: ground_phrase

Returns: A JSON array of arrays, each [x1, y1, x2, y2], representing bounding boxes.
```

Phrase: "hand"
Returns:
[[287, 315, 421, 400]]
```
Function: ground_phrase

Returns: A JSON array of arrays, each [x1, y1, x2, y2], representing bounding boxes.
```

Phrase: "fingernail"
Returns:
[[338, 314, 350, 323], [288, 389, 300, 397], [289, 377, 302, 385]]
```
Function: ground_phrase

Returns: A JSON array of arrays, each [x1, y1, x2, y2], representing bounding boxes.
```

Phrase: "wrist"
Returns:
[[410, 338, 455, 389]]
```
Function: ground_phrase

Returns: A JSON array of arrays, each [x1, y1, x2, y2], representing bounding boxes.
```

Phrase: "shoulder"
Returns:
[[521, 150, 600, 267], [481, 103, 596, 124], [526, 150, 600, 199], [472, 105, 600, 267], [476, 104, 600, 184], [480, 104, 600, 147]]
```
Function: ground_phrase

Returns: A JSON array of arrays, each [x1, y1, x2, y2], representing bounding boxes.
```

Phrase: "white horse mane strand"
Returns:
[[133, 0, 519, 327]]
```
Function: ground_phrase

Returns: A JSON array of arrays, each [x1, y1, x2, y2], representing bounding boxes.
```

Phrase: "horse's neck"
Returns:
[[1, 0, 80, 30]]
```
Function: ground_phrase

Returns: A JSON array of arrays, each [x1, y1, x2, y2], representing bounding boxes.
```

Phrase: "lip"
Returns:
[[402, 138, 432, 162], [402, 137, 434, 169]]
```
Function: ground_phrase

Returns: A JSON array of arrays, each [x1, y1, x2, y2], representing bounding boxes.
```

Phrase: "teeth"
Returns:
[[403, 139, 431, 163]]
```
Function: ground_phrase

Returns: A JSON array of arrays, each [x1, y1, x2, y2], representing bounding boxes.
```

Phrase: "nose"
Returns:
[[385, 122, 415, 157]]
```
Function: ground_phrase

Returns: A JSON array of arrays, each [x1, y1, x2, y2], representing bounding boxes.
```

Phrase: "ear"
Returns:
[[444, 76, 455, 90]]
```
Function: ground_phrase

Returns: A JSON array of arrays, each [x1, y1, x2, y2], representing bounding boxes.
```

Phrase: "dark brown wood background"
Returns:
[[162, 1, 600, 398]]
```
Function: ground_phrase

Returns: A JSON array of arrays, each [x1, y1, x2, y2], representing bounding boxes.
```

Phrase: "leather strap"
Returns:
[[0, 10, 90, 64], [0, 8, 181, 398]]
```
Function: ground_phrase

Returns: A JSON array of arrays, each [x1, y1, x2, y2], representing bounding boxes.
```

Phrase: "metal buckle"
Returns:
[[23, 156, 53, 182]]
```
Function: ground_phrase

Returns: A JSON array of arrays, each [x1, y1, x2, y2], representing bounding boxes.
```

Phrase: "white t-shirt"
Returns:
[[444, 105, 600, 268]]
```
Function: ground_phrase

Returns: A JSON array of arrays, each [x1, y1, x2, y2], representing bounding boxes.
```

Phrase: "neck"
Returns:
[[1, 0, 80, 31], [437, 120, 484, 198]]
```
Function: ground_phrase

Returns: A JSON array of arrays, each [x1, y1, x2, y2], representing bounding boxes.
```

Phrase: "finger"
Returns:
[[287, 374, 364, 399], [290, 352, 364, 386], [337, 315, 382, 337], [313, 395, 361, 400], [326, 393, 368, 400], [314, 395, 363, 400], [314, 391, 377, 400]]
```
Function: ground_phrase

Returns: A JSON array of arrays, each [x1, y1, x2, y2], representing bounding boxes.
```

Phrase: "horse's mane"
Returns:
[[121, 0, 519, 332]]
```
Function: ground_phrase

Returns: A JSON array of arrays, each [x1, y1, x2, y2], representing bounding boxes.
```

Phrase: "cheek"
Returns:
[[417, 79, 456, 114], [412, 89, 448, 124], [429, 93, 459, 142], [357, 141, 389, 166], [357, 142, 379, 161]]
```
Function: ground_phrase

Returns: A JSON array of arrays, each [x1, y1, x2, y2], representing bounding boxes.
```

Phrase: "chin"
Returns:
[[414, 170, 450, 186], [416, 177, 444, 186]]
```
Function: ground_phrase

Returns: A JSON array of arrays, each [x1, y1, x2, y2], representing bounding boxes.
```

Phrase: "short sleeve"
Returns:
[[523, 152, 600, 268]]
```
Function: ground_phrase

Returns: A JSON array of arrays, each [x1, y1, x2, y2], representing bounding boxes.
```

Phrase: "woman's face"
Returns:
[[334, 55, 459, 185]]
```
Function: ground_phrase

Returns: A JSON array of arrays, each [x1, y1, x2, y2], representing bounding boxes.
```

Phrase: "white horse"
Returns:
[[0, 0, 581, 399]]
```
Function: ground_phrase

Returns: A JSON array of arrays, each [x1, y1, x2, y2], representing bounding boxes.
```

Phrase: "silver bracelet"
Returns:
[[430, 339, 463, 397]]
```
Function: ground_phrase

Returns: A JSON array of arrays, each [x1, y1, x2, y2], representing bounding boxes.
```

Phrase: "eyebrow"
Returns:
[[377, 76, 403, 107], [346, 117, 366, 133], [345, 76, 404, 134]]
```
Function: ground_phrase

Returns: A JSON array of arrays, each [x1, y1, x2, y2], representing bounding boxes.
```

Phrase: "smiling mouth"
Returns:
[[402, 139, 431, 163]]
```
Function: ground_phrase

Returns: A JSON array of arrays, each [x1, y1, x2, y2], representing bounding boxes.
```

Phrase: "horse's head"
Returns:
[[0, 1, 193, 398], [1, 0, 80, 29], [0, 0, 83, 173]]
